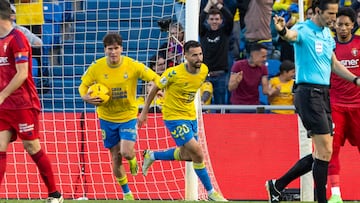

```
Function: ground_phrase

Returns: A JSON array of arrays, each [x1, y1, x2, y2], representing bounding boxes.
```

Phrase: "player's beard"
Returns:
[[194, 61, 202, 69]]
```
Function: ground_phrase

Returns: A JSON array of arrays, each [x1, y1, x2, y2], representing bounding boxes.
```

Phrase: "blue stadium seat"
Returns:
[[42, 3, 63, 67], [267, 59, 281, 78]]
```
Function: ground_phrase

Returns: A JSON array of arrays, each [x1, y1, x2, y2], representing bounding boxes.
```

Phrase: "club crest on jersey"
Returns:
[[104, 74, 108, 79], [124, 73, 128, 79], [160, 77, 168, 85], [3, 43, 8, 52], [351, 48, 358, 57]]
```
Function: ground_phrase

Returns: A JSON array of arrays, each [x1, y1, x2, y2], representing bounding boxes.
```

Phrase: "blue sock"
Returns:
[[193, 162, 213, 191], [117, 176, 130, 194], [154, 148, 176, 160]]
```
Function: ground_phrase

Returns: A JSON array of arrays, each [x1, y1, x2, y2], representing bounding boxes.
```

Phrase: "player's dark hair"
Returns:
[[337, 7, 356, 23], [0, 0, 12, 20], [149, 53, 165, 70], [249, 43, 268, 53], [312, 0, 339, 13], [279, 60, 295, 74], [184, 40, 201, 53], [103, 32, 123, 47], [207, 8, 223, 19]]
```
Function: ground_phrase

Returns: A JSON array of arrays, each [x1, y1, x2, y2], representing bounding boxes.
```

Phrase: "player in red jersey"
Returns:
[[0, 1, 63, 202], [328, 7, 360, 203]]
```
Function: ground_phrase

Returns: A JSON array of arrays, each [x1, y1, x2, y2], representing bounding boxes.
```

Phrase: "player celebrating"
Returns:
[[0, 1, 63, 202], [266, 0, 360, 203], [138, 40, 227, 202], [79, 33, 160, 200], [328, 7, 360, 203]]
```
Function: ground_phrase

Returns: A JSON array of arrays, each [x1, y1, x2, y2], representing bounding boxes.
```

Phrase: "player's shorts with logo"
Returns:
[[0, 109, 40, 142], [164, 119, 198, 146], [99, 118, 137, 148]]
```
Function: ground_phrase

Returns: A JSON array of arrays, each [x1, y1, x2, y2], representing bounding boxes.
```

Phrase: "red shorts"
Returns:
[[331, 105, 360, 151], [0, 109, 40, 142]]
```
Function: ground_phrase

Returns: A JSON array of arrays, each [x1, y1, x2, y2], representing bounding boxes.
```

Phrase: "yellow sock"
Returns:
[[128, 156, 137, 167], [174, 148, 181, 160]]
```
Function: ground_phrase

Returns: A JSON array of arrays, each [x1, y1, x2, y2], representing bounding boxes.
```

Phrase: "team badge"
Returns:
[[160, 77, 168, 85], [351, 48, 358, 57], [104, 74, 108, 79], [124, 73, 128, 79]]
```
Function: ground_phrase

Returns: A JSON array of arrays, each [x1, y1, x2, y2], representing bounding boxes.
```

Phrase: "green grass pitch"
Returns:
[[0, 201, 358, 203]]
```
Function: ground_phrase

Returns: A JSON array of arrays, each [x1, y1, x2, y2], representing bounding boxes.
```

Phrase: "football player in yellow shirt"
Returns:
[[78, 33, 160, 200], [138, 40, 227, 202]]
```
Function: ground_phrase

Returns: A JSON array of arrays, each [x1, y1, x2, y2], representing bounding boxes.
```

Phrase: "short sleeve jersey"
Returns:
[[0, 29, 40, 111], [230, 60, 268, 105], [291, 20, 335, 85], [156, 63, 208, 120], [80, 56, 160, 122], [269, 76, 295, 114], [330, 36, 360, 107]]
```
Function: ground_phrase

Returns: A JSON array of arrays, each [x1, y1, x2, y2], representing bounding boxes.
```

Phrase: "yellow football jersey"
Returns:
[[80, 56, 160, 122], [200, 81, 213, 105], [269, 77, 294, 114], [156, 63, 208, 120]]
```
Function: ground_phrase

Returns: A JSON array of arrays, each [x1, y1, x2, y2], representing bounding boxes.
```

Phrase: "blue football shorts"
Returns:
[[99, 118, 137, 148], [164, 119, 198, 146]]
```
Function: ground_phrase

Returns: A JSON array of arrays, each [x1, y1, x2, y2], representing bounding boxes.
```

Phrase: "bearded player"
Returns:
[[138, 40, 227, 202]]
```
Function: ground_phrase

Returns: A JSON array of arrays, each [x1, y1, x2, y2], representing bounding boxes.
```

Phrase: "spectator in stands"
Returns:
[[228, 43, 275, 107], [0, 1, 63, 202], [136, 81, 164, 113], [328, 7, 360, 203], [79, 33, 160, 201], [200, 0, 233, 105], [268, 60, 295, 114], [266, 1, 360, 202], [354, 8, 360, 35], [138, 40, 227, 202], [306, 6, 314, 19], [244, 0, 274, 58], [201, 80, 213, 105], [159, 22, 184, 68], [149, 53, 167, 75]]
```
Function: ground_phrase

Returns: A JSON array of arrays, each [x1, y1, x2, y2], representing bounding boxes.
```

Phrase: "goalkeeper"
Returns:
[[138, 40, 227, 202], [79, 33, 160, 200]]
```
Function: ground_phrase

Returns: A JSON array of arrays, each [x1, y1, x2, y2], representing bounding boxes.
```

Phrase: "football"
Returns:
[[88, 83, 111, 105]]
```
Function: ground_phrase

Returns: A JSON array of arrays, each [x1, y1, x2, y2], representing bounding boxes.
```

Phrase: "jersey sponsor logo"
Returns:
[[0, 57, 9, 66], [18, 123, 34, 133], [315, 41, 323, 54], [340, 59, 359, 68]]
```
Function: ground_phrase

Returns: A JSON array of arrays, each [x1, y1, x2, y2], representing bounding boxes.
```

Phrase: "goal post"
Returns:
[[185, 0, 200, 201]]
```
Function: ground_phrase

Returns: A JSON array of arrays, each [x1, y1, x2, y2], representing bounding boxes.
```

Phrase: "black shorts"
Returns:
[[294, 83, 333, 137]]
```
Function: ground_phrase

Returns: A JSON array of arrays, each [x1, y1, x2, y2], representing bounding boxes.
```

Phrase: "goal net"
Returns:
[[1, 0, 223, 200]]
